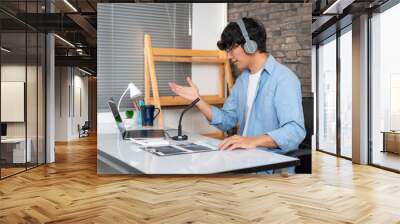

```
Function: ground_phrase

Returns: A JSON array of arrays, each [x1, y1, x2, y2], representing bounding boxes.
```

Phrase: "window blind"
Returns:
[[97, 3, 192, 111]]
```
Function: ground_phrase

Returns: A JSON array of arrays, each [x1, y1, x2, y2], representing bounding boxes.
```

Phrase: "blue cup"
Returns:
[[141, 105, 160, 126]]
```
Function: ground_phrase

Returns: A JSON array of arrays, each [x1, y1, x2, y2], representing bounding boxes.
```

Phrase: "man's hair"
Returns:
[[217, 17, 267, 53]]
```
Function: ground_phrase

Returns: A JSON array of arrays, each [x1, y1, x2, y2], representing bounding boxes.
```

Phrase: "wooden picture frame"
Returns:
[[144, 34, 233, 127]]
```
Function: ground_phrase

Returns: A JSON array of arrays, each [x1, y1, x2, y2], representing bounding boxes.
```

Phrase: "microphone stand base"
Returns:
[[171, 135, 188, 141]]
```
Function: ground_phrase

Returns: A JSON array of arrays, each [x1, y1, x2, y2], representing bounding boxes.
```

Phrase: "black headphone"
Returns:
[[236, 18, 258, 54]]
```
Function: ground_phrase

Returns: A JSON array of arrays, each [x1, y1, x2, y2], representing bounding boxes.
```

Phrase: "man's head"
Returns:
[[217, 17, 267, 71]]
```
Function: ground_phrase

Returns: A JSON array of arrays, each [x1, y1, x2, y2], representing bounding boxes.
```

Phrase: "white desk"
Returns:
[[97, 124, 299, 174], [1, 138, 31, 163]]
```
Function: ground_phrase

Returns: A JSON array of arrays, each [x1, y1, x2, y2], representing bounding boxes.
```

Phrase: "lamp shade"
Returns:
[[117, 82, 142, 111], [128, 83, 142, 99]]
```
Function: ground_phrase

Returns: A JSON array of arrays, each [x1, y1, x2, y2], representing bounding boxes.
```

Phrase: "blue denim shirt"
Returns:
[[210, 55, 306, 153]]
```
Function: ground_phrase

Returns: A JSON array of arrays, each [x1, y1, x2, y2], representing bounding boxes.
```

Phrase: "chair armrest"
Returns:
[[285, 148, 311, 158], [284, 148, 312, 174]]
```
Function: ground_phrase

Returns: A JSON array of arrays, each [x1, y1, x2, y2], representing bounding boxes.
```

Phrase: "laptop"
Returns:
[[107, 99, 165, 139], [1, 123, 7, 140]]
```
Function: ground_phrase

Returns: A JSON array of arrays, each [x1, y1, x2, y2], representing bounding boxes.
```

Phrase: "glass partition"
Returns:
[[371, 3, 400, 171], [1, 31, 28, 177], [0, 1, 46, 179], [317, 35, 337, 155], [339, 27, 352, 158]]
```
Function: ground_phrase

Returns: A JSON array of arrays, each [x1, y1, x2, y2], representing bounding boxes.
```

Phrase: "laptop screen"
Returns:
[[1, 123, 7, 137], [107, 99, 126, 134]]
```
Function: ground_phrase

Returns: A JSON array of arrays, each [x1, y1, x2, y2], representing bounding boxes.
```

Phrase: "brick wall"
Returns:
[[228, 3, 312, 97]]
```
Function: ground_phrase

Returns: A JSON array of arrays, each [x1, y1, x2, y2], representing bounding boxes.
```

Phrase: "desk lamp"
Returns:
[[117, 83, 142, 112]]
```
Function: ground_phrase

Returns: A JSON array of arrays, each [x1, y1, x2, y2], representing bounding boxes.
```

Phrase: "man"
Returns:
[[169, 17, 305, 154]]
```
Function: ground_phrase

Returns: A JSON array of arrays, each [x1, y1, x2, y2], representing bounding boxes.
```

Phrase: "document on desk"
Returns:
[[128, 138, 170, 147], [143, 143, 217, 156]]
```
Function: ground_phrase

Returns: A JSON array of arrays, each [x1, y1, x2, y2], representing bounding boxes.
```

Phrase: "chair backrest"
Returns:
[[82, 121, 90, 129], [299, 96, 313, 149]]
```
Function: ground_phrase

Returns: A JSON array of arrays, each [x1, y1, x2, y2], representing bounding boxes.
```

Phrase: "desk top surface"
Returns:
[[381, 131, 400, 134], [1, 138, 27, 143], [97, 123, 299, 174]]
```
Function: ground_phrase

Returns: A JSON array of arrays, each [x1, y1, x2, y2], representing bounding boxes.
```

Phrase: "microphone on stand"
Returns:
[[172, 97, 201, 141]]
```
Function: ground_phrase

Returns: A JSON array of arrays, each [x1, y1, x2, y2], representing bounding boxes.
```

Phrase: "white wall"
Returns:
[[55, 67, 69, 141], [1, 65, 33, 138], [72, 74, 89, 137], [1, 64, 26, 81], [55, 67, 89, 141], [192, 3, 227, 95], [161, 3, 227, 134], [1, 66, 25, 124]]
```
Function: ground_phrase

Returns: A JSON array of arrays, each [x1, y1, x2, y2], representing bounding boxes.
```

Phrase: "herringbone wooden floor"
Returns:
[[1, 135, 400, 224]]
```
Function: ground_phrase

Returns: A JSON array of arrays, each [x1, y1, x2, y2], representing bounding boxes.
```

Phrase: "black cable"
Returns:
[[164, 128, 178, 139], [172, 98, 200, 141], [177, 98, 200, 136]]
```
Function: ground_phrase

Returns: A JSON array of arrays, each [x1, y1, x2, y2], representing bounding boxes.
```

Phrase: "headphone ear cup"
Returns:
[[244, 40, 257, 54]]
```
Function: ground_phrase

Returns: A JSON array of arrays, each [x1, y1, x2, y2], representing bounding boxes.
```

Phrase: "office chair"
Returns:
[[284, 96, 313, 174], [79, 121, 90, 138]]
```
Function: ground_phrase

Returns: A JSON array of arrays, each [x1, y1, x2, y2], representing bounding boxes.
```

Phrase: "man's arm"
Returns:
[[220, 74, 305, 151], [169, 77, 239, 131], [254, 135, 278, 148], [266, 75, 306, 151], [169, 77, 212, 121], [219, 134, 278, 150], [195, 98, 212, 121]]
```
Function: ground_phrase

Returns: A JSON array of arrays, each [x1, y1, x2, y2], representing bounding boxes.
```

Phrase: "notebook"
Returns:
[[142, 143, 217, 156]]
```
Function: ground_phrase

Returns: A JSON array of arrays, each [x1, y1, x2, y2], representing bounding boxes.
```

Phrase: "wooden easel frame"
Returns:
[[144, 34, 233, 127]]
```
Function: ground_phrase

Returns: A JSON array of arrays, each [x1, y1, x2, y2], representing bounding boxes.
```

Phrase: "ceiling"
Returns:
[[311, 0, 390, 43], [4, 0, 391, 73], [1, 0, 164, 75], [1, 0, 98, 74]]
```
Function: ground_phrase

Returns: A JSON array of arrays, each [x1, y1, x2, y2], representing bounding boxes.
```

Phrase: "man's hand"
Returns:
[[169, 76, 213, 121], [169, 77, 200, 102], [218, 135, 258, 150]]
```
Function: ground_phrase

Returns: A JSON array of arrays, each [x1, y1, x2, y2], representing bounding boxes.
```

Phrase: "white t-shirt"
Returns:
[[243, 68, 262, 136]]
